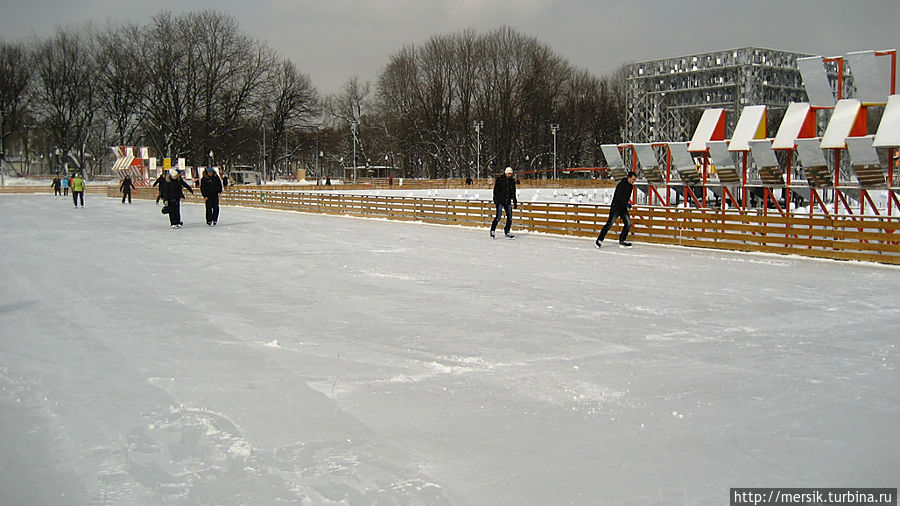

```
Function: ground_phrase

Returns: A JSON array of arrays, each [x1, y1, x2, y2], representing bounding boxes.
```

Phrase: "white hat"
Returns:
[[505, 167, 513, 174], [168, 168, 178, 178]]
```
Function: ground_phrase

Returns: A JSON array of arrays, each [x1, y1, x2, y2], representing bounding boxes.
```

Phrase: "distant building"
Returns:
[[625, 47, 818, 143]]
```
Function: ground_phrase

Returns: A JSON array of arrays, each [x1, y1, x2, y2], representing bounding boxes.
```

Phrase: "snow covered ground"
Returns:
[[1, 194, 897, 505]]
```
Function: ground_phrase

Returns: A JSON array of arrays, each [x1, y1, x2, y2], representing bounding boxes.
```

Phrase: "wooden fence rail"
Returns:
[[229, 178, 616, 192], [0, 186, 108, 195], [92, 187, 900, 265]]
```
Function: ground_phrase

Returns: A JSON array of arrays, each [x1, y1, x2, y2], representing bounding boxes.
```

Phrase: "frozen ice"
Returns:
[[0, 194, 897, 505]]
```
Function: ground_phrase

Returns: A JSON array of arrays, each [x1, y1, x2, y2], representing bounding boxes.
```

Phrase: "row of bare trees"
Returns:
[[0, 10, 318, 178], [0, 13, 625, 179], [328, 27, 627, 178]]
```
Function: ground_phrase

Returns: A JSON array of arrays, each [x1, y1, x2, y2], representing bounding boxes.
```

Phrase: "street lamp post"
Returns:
[[315, 128, 320, 184], [550, 124, 559, 180], [350, 119, 359, 184], [473, 120, 483, 180]]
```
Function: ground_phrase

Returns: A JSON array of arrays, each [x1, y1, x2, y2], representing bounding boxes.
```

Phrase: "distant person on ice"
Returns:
[[490, 166, 518, 239], [71, 173, 85, 208], [152, 172, 166, 205], [596, 171, 637, 248], [120, 175, 134, 204], [51, 176, 61, 198], [163, 169, 193, 229], [200, 167, 222, 226], [61, 174, 69, 196]]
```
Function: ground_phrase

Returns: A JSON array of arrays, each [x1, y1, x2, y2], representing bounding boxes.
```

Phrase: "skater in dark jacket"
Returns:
[[163, 169, 193, 228], [490, 167, 518, 239], [120, 175, 135, 204], [152, 173, 166, 204], [51, 177, 62, 197], [596, 171, 637, 248], [200, 167, 223, 226]]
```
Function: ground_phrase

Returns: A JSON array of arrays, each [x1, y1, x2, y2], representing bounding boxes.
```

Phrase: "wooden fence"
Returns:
[[0, 186, 108, 195], [228, 178, 616, 192], [87, 186, 897, 265]]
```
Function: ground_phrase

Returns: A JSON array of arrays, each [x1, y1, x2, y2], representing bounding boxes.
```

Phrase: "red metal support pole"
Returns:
[[891, 150, 896, 216], [742, 151, 748, 210], [702, 152, 709, 207], [834, 150, 841, 216], [630, 147, 638, 205], [666, 147, 672, 207]]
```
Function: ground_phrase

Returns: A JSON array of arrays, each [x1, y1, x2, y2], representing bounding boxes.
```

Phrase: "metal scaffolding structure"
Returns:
[[625, 47, 814, 143]]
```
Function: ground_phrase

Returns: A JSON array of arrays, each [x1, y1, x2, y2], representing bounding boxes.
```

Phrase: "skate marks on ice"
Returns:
[[97, 404, 450, 504], [323, 345, 634, 418], [0, 368, 89, 505]]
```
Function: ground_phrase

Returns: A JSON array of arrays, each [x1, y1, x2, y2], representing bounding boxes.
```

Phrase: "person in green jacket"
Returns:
[[71, 173, 85, 207]]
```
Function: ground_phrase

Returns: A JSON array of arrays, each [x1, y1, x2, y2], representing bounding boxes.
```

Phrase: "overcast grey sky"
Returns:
[[1, 0, 898, 95]]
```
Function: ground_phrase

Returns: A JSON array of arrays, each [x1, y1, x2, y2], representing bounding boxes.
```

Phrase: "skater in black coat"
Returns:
[[596, 171, 637, 248], [490, 167, 518, 239], [120, 175, 135, 203], [152, 173, 166, 204], [163, 170, 194, 228], [200, 167, 223, 226]]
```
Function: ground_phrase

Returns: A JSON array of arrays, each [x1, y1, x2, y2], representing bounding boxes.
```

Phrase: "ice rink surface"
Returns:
[[1, 194, 897, 505]]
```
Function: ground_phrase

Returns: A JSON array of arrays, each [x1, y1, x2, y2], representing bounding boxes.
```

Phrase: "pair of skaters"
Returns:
[[489, 167, 635, 248], [158, 168, 223, 228]]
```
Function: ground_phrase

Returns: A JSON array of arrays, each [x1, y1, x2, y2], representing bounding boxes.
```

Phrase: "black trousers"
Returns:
[[597, 207, 631, 243], [122, 190, 132, 203], [205, 197, 220, 224], [72, 191, 84, 207], [167, 199, 182, 226]]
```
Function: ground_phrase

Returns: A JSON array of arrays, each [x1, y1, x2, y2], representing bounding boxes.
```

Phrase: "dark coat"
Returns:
[[492, 175, 517, 206], [152, 175, 166, 196], [164, 176, 193, 201], [611, 176, 634, 212], [120, 177, 134, 193], [200, 174, 223, 199]]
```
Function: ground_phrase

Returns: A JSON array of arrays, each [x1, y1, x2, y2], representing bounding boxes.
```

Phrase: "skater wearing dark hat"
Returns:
[[200, 167, 223, 226]]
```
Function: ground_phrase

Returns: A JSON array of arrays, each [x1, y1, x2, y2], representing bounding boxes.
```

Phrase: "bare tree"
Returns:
[[375, 26, 627, 179], [142, 11, 197, 161], [0, 40, 36, 174], [34, 27, 100, 176], [260, 59, 319, 175], [325, 77, 373, 168], [95, 24, 147, 147], [186, 10, 275, 168]]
